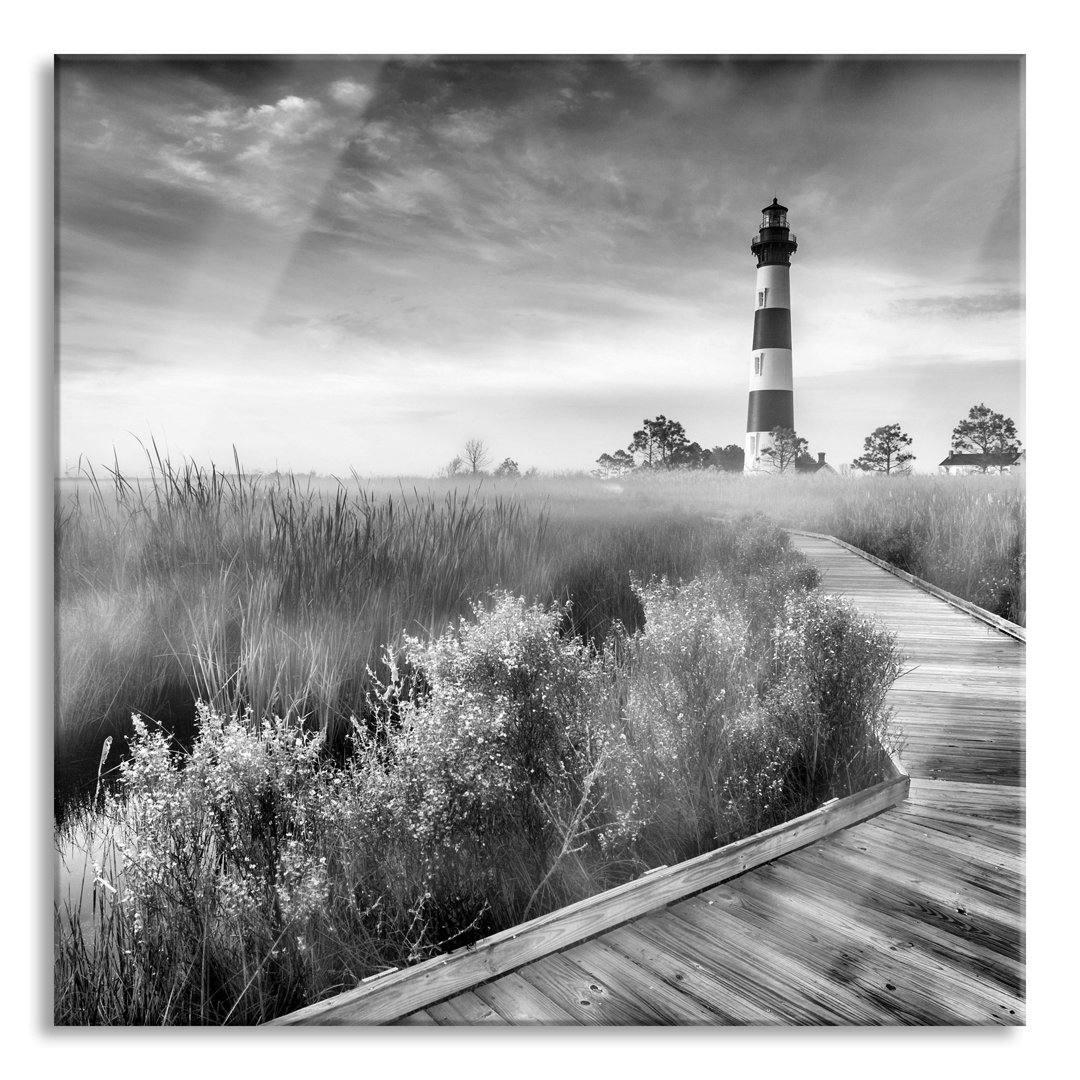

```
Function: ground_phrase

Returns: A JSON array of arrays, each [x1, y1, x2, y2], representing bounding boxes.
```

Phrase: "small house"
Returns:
[[796, 452, 838, 477], [938, 451, 1023, 475]]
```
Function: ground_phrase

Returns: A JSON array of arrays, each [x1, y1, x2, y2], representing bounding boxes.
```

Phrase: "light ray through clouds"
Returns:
[[57, 56, 1023, 476]]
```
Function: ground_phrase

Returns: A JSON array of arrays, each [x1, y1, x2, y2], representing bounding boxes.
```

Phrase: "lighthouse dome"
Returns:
[[761, 198, 789, 228]]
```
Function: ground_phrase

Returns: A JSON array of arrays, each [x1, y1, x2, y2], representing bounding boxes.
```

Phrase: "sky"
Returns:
[[56, 55, 1024, 476]]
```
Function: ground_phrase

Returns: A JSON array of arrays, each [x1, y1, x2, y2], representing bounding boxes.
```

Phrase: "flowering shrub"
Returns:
[[618, 575, 761, 859], [97, 709, 337, 1020], [351, 592, 618, 936], [766, 591, 902, 799]]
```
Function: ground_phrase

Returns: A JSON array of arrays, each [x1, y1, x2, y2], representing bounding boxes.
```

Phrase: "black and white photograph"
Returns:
[[49, 46, 1029, 1036]]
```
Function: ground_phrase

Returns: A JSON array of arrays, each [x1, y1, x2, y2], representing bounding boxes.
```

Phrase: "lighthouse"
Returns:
[[745, 198, 798, 472]]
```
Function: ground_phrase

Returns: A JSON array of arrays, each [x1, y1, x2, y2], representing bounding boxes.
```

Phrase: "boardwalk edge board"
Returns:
[[785, 530, 1025, 643], [268, 770, 909, 1025]]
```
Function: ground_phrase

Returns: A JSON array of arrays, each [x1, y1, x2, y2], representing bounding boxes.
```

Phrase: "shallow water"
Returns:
[[54, 817, 125, 942]]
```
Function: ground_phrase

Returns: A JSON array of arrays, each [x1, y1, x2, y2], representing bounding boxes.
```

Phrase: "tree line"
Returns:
[[596, 415, 746, 477], [593, 402, 1022, 478], [435, 403, 1021, 481]]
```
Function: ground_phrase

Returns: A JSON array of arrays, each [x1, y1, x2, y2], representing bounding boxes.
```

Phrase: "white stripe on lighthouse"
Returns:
[[748, 348, 792, 391], [754, 264, 790, 310]]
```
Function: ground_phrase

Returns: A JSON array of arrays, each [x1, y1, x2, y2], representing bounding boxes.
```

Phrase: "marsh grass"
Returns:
[[56, 460, 1016, 811], [55, 508, 902, 1024], [55, 456, 762, 810], [623, 469, 1026, 624]]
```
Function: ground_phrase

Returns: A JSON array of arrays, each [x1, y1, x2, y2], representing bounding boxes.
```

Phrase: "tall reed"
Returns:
[[56, 454, 743, 811]]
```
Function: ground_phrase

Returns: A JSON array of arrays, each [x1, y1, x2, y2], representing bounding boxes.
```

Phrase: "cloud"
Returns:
[[157, 147, 215, 184], [329, 78, 375, 110], [171, 94, 335, 167], [433, 108, 502, 147], [134, 94, 350, 227]]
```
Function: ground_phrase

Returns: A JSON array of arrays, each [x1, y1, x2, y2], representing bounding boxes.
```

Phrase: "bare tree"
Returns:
[[439, 455, 465, 478], [463, 438, 491, 475]]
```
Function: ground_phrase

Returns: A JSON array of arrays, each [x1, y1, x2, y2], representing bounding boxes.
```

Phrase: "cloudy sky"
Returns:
[[57, 56, 1023, 476]]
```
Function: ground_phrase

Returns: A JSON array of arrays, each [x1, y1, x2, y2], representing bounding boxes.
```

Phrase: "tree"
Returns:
[[594, 449, 636, 478], [669, 440, 706, 469], [494, 457, 520, 478], [759, 427, 808, 474], [439, 455, 465, 478], [708, 444, 745, 473], [595, 422, 748, 476], [950, 403, 1022, 470], [629, 415, 689, 469], [851, 423, 915, 475], [463, 438, 491, 475]]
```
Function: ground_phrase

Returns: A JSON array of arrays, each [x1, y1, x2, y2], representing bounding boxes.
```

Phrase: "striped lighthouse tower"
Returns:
[[745, 197, 798, 472]]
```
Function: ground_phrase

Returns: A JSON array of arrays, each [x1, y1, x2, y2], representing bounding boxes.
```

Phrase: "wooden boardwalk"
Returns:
[[274, 533, 1025, 1026]]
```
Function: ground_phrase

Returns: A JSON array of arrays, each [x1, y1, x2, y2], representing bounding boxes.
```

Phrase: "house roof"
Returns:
[[938, 451, 1022, 467], [795, 459, 837, 475]]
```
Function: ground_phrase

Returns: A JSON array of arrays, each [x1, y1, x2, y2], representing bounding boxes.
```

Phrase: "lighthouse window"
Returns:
[[757, 289, 768, 309]]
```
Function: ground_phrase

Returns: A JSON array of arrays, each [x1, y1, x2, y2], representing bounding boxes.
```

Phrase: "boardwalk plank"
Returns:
[[753, 854, 1024, 1001], [724, 868, 1023, 1023], [821, 827, 1025, 924], [470, 972, 578, 1025], [667, 896, 885, 1024], [860, 813, 1025, 873], [393, 1009, 438, 1025], [422, 991, 508, 1026], [782, 842, 1024, 965], [514, 952, 665, 1025], [561, 939, 725, 1024], [599, 923, 784, 1024], [627, 907, 842, 1024], [906, 779, 1025, 825]]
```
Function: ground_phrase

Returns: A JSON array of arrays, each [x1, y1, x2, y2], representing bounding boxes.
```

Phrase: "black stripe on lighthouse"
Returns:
[[746, 389, 794, 433], [752, 308, 791, 351]]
